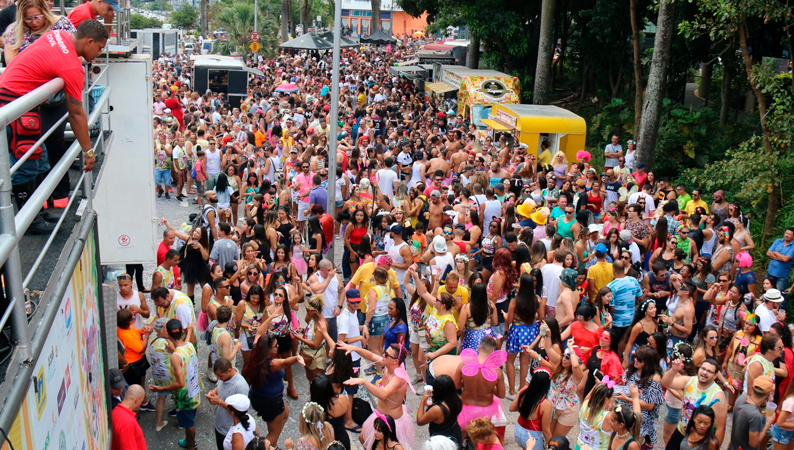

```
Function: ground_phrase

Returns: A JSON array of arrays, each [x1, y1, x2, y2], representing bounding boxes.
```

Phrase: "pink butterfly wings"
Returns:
[[460, 348, 508, 382]]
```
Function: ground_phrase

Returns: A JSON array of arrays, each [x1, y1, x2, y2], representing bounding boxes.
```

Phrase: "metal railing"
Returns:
[[0, 72, 112, 365]]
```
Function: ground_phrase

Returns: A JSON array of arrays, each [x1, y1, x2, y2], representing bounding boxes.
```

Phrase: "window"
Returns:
[[361, 18, 370, 34]]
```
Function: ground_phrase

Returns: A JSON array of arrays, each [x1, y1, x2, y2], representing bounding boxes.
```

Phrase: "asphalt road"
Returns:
[[112, 191, 732, 450]]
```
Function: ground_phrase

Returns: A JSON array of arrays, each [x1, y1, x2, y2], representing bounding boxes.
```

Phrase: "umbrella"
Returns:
[[275, 83, 300, 93], [360, 29, 397, 45], [319, 31, 359, 48], [279, 32, 333, 50]]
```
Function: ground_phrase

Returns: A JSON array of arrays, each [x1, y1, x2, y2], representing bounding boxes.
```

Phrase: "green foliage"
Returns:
[[211, 1, 279, 56], [130, 13, 163, 29], [171, 5, 199, 29]]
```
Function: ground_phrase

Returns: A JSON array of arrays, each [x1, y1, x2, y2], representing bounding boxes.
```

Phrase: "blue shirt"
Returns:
[[768, 238, 794, 278], [383, 321, 409, 353], [608, 276, 643, 328], [309, 186, 328, 211]]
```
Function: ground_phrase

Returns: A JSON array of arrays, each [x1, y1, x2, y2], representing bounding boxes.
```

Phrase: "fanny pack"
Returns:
[[0, 89, 43, 160]]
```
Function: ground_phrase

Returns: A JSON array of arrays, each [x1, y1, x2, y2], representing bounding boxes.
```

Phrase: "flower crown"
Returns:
[[302, 402, 324, 422]]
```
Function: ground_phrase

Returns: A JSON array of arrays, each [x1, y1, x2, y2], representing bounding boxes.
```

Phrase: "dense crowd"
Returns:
[[2, 1, 794, 448]]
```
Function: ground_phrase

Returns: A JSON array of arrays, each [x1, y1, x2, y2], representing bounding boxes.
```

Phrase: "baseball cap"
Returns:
[[753, 376, 775, 395], [433, 235, 447, 253], [290, 148, 298, 153], [430, 190, 441, 198], [109, 368, 127, 390], [636, 162, 646, 168], [494, 183, 505, 191], [225, 394, 251, 411], [389, 223, 403, 234], [104, 0, 123, 12], [595, 243, 609, 256], [619, 230, 632, 241], [346, 289, 362, 303], [588, 223, 600, 234]]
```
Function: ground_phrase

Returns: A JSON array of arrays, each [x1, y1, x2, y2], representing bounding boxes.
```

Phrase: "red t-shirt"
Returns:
[[319, 214, 334, 248], [158, 240, 180, 279], [111, 405, 147, 450], [163, 98, 184, 130], [0, 30, 83, 100], [632, 171, 648, 189], [67, 2, 96, 29]]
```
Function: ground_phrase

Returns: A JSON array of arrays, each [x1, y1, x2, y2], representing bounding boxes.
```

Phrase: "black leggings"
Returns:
[[40, 99, 70, 200], [125, 264, 146, 291]]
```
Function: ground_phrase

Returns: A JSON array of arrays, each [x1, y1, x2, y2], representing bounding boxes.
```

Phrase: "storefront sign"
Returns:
[[479, 80, 508, 98], [496, 109, 517, 128]]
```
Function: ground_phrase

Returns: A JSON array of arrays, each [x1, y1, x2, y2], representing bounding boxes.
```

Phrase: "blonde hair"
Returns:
[[553, 151, 568, 165], [298, 403, 333, 449], [306, 294, 325, 311], [466, 417, 496, 443], [10, 0, 57, 51]]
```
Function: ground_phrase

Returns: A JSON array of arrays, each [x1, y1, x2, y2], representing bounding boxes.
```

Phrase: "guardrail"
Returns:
[[0, 72, 112, 369]]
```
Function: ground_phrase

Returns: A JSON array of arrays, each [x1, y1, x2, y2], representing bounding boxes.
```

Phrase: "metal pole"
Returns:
[[254, 0, 257, 32], [325, 0, 342, 263], [0, 128, 33, 365]]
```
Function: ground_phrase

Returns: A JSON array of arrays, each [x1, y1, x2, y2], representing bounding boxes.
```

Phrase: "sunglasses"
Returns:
[[274, 293, 286, 298]]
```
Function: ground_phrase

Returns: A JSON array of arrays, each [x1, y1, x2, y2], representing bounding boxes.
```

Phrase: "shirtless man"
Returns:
[[425, 354, 462, 386], [427, 190, 445, 231], [426, 153, 451, 181], [449, 142, 469, 174], [456, 336, 507, 441], [556, 269, 579, 328], [660, 275, 695, 355]]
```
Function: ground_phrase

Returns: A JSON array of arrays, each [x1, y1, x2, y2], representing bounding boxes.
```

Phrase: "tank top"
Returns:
[[701, 229, 718, 256], [481, 233, 497, 256], [388, 241, 408, 280], [211, 326, 234, 367], [117, 290, 143, 330], [678, 378, 723, 434], [517, 398, 546, 431], [158, 291, 195, 324], [743, 354, 775, 395], [241, 301, 263, 337], [372, 285, 393, 316], [648, 272, 671, 308], [408, 162, 425, 189], [578, 400, 610, 450], [174, 343, 202, 410], [558, 217, 576, 239], [155, 265, 176, 289], [349, 225, 367, 245], [315, 272, 339, 318], [149, 337, 173, 385], [206, 148, 222, 174]]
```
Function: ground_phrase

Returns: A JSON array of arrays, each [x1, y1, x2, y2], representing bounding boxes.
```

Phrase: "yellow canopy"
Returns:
[[425, 82, 458, 94], [480, 118, 512, 131]]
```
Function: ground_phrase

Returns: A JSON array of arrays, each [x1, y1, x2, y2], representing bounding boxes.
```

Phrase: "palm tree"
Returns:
[[280, 0, 291, 42], [213, 2, 278, 56]]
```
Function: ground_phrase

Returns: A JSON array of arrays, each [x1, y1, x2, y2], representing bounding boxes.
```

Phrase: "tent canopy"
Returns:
[[360, 29, 397, 45], [280, 33, 333, 50], [319, 31, 359, 48]]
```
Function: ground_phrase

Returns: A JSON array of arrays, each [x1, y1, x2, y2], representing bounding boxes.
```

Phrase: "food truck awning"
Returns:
[[426, 82, 458, 94], [480, 118, 512, 131]]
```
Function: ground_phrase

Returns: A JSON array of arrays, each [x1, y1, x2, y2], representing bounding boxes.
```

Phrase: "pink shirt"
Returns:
[[294, 172, 314, 203]]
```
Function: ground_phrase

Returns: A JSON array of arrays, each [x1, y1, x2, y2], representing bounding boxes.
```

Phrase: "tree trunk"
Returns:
[[699, 61, 712, 105], [636, 0, 676, 169], [468, 34, 480, 69], [719, 44, 734, 124], [300, 0, 309, 31], [630, 0, 643, 130], [738, 22, 781, 239], [280, 0, 290, 41], [370, 0, 381, 33], [200, 0, 208, 38], [533, 0, 555, 104], [610, 62, 625, 99]]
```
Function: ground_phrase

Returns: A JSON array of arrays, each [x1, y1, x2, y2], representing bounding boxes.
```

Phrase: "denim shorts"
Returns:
[[514, 423, 545, 450], [176, 408, 197, 428], [774, 424, 794, 444], [155, 168, 172, 186], [368, 314, 389, 336], [664, 404, 681, 425]]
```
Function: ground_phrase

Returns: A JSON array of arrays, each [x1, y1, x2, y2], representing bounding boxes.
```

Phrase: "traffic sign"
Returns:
[[250, 32, 260, 42], [249, 41, 261, 52]]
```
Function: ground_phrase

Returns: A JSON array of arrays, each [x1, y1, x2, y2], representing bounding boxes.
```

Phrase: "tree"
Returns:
[[532, 0, 554, 104], [636, 0, 675, 169], [201, 0, 208, 37], [130, 13, 162, 29], [629, 0, 643, 128], [214, 1, 279, 55], [280, 0, 291, 41], [300, 0, 310, 30], [371, 0, 381, 33], [171, 5, 199, 29]]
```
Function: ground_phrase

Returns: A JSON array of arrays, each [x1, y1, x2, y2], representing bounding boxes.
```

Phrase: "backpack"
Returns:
[[193, 204, 215, 231]]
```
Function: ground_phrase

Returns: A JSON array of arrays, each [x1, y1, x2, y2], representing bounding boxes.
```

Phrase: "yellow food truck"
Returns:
[[480, 104, 587, 163], [424, 65, 521, 128]]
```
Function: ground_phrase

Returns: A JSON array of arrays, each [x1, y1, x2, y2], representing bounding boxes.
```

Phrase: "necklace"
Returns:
[[617, 430, 631, 438]]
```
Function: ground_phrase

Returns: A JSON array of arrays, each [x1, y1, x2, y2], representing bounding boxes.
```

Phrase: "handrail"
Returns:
[[12, 87, 110, 241], [9, 112, 69, 174], [0, 78, 65, 128]]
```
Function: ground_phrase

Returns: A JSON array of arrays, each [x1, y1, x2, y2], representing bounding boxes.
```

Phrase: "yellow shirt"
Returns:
[[357, 93, 366, 107], [587, 261, 615, 296], [437, 284, 469, 321], [684, 198, 709, 215], [538, 148, 553, 167], [350, 262, 401, 314]]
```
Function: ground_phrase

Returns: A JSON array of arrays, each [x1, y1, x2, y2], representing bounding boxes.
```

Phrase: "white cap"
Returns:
[[225, 394, 250, 411]]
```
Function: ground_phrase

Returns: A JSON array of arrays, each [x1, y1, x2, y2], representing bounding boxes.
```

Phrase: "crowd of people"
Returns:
[[4, 1, 794, 447], [114, 35, 794, 450]]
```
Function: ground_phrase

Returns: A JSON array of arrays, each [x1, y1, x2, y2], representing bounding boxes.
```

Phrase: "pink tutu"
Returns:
[[457, 395, 508, 429], [361, 405, 414, 450], [292, 256, 307, 276], [197, 311, 209, 333]]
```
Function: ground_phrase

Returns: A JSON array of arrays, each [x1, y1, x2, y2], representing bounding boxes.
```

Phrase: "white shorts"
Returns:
[[409, 329, 428, 349], [298, 201, 310, 221]]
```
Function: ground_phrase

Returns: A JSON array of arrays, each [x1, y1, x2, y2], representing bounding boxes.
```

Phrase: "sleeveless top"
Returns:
[[155, 265, 176, 289], [241, 301, 264, 337], [211, 326, 235, 366], [158, 291, 195, 324], [117, 289, 143, 330], [517, 398, 546, 431], [711, 245, 734, 275], [558, 217, 576, 239], [149, 337, 173, 386], [428, 403, 463, 445], [743, 354, 775, 395], [549, 374, 579, 410], [678, 378, 722, 434], [481, 233, 497, 257], [425, 306, 458, 354], [268, 312, 291, 337], [174, 343, 203, 410], [315, 272, 339, 318], [578, 399, 610, 450], [701, 229, 718, 256], [607, 434, 636, 450], [467, 304, 494, 331], [372, 285, 393, 316]]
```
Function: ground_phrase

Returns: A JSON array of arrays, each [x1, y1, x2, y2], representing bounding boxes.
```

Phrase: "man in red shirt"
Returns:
[[111, 384, 147, 450], [67, 0, 120, 29], [158, 228, 181, 281], [0, 21, 108, 233]]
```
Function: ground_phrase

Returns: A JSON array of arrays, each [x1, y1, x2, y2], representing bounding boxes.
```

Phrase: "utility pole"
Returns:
[[325, 0, 342, 263], [254, 0, 257, 30]]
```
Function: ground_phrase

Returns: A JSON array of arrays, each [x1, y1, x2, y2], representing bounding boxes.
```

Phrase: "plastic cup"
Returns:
[[424, 385, 434, 394], [767, 402, 777, 415]]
